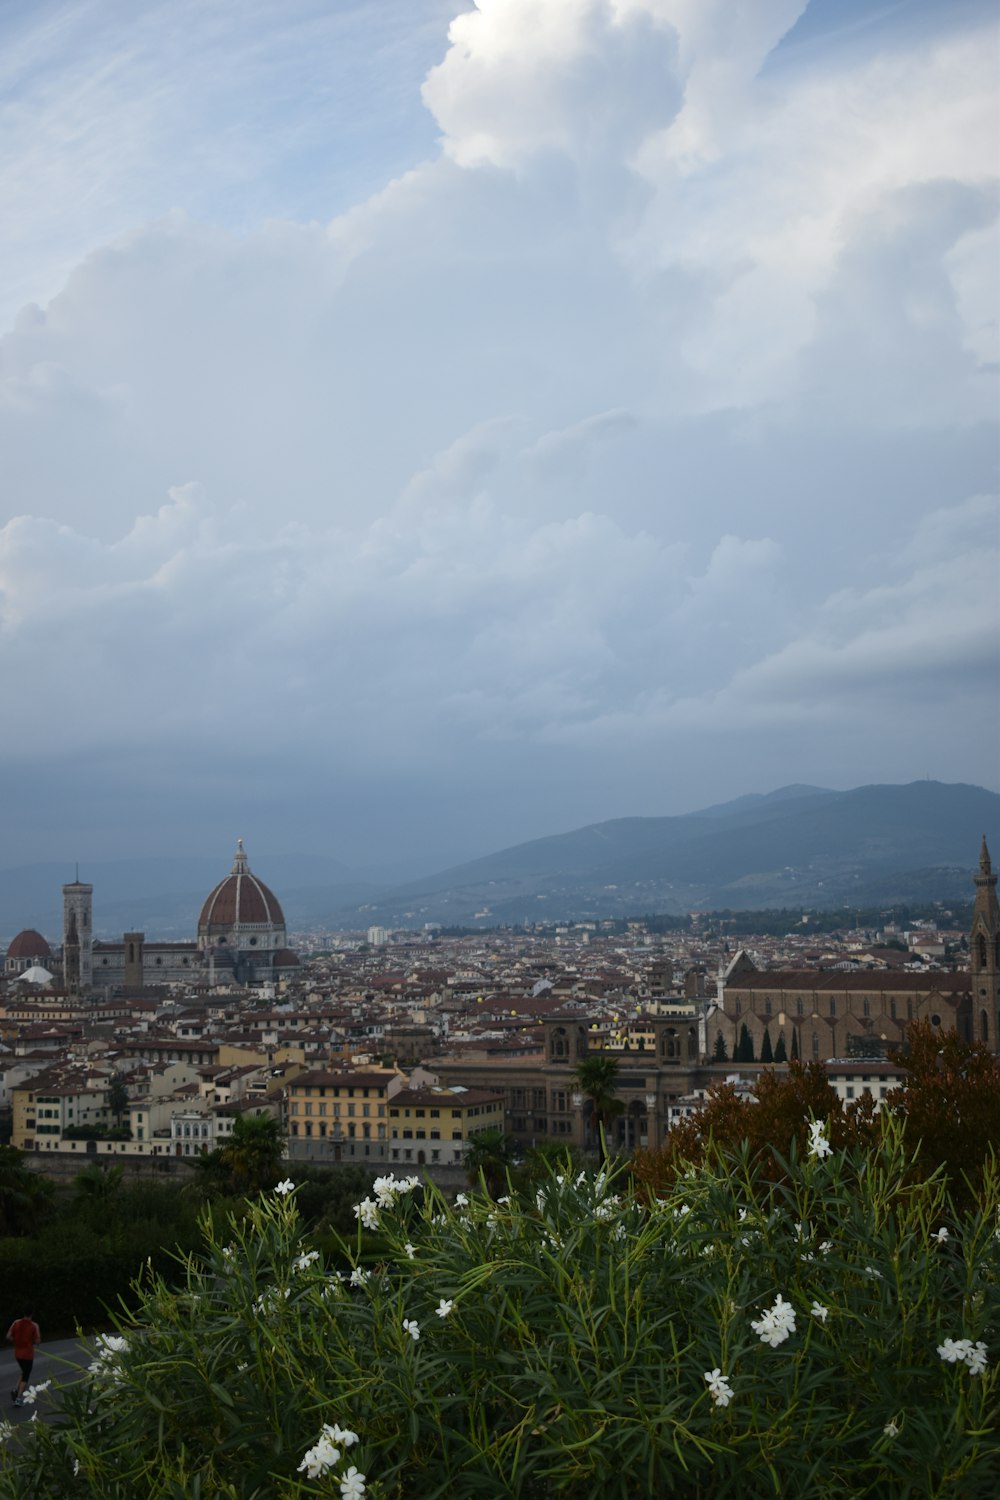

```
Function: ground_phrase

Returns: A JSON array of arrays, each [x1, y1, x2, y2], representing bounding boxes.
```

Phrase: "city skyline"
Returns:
[[1, 0, 998, 869]]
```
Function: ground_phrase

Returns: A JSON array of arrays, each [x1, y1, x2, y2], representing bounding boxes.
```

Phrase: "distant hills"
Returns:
[[1, 781, 996, 940], [338, 781, 998, 928]]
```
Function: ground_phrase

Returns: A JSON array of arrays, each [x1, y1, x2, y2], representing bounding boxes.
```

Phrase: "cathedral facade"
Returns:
[[713, 838, 1000, 1061], [7, 842, 297, 993]]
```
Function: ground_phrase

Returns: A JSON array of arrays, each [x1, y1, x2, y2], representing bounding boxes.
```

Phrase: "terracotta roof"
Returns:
[[198, 841, 285, 931], [6, 929, 52, 960]]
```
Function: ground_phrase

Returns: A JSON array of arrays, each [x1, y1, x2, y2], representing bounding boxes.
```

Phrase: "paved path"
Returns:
[[5, 1337, 96, 1433]]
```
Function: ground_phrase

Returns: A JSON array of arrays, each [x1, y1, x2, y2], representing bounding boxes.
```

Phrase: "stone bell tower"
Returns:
[[969, 837, 1000, 1054], [62, 876, 93, 992]]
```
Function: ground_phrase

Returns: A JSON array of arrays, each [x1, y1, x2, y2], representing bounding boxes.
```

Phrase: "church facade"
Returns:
[[712, 838, 1000, 1061]]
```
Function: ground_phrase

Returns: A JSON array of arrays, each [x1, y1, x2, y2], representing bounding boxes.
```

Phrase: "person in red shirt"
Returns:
[[6, 1310, 41, 1407]]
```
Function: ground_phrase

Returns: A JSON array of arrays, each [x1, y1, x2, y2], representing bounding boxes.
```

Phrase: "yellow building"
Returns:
[[386, 1084, 505, 1169], [285, 1066, 404, 1163]]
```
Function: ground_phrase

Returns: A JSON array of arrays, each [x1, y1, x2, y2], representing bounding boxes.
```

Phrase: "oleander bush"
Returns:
[[1, 1123, 997, 1499]]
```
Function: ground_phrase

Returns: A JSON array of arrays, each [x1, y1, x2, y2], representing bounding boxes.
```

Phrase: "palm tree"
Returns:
[[464, 1128, 518, 1199], [73, 1161, 125, 1207], [217, 1111, 285, 1195], [574, 1053, 624, 1161]]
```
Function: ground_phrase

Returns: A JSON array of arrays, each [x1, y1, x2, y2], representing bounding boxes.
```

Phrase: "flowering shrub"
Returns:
[[0, 1138, 997, 1497]]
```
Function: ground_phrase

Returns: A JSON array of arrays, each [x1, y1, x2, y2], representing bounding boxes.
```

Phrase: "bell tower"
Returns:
[[970, 837, 1000, 1053], [62, 876, 93, 992]]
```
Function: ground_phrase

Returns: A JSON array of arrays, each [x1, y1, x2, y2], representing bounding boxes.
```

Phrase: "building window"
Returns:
[[829, 998, 836, 1018], [812, 1032, 819, 1058]]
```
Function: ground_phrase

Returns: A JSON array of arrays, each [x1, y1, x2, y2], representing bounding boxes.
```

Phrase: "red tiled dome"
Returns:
[[7, 929, 52, 960], [198, 841, 285, 932]]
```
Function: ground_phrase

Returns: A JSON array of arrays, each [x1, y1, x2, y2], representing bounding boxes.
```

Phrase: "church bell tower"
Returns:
[[970, 837, 1000, 1053]]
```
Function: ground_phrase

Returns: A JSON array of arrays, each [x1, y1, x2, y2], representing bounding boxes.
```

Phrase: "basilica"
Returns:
[[5, 841, 298, 992]]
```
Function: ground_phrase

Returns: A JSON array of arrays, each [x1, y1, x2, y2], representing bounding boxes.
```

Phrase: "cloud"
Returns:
[[0, 0, 997, 861]]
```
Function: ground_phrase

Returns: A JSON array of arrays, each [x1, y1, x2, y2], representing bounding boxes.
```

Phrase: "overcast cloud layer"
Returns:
[[1, 0, 998, 870]]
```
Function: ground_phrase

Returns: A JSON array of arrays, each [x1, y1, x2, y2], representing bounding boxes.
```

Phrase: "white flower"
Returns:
[[88, 1334, 129, 1377], [275, 1179, 295, 1196], [323, 1422, 359, 1448], [750, 1293, 797, 1348], [455, 1193, 469, 1207], [349, 1268, 370, 1288], [703, 1368, 733, 1408], [0, 1419, 14, 1443], [340, 1466, 366, 1499], [298, 1435, 340, 1478], [435, 1299, 454, 1318], [933, 1227, 949, 1244], [818, 1240, 833, 1256], [20, 1381, 51, 1404], [807, 1120, 832, 1159], [72, 1458, 80, 1475], [402, 1318, 420, 1341], [294, 1250, 320, 1272], [810, 1302, 829, 1323], [939, 1338, 989, 1375], [498, 1195, 511, 1205], [883, 1420, 900, 1438], [355, 1198, 381, 1231], [404, 1242, 416, 1260]]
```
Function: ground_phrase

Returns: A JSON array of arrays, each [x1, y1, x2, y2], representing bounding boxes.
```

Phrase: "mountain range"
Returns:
[[1, 781, 996, 940]]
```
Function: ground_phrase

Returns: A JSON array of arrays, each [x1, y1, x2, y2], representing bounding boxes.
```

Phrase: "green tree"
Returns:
[[735, 1023, 755, 1063], [464, 1128, 518, 1198], [790, 1027, 800, 1061], [106, 1072, 130, 1128], [712, 1031, 728, 1063], [574, 1053, 625, 1160], [760, 1027, 774, 1064], [72, 1162, 125, 1217], [773, 1031, 788, 1064], [216, 1112, 285, 1195], [0, 1146, 53, 1236]]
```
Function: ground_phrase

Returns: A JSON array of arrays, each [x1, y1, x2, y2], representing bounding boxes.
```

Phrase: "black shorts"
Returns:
[[16, 1358, 32, 1382]]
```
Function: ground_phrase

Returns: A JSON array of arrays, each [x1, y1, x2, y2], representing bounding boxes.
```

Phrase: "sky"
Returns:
[[1, 0, 998, 874]]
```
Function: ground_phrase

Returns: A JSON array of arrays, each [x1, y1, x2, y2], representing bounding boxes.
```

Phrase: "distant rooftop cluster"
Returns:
[[1, 841, 997, 1173]]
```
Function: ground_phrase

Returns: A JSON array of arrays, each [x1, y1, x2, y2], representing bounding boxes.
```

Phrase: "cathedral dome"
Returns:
[[7, 929, 52, 961], [198, 841, 286, 933]]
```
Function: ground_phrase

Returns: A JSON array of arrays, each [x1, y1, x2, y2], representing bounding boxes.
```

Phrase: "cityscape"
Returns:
[[3, 818, 997, 1173], [1, 0, 998, 1491]]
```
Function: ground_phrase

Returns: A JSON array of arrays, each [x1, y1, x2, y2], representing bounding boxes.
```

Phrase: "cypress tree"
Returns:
[[760, 1026, 774, 1064], [790, 1027, 800, 1061], [736, 1023, 754, 1063], [773, 1030, 788, 1063], [713, 1030, 728, 1062]]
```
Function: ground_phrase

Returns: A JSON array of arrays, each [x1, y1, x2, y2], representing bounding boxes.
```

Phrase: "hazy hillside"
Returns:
[[2, 782, 996, 939], [339, 781, 999, 927]]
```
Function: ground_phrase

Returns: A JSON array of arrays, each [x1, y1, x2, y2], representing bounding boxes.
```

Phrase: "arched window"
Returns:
[[829, 998, 836, 1018], [863, 997, 870, 1017], [978, 934, 988, 968], [796, 998, 803, 1017], [811, 1032, 819, 1058], [890, 999, 897, 1020], [981, 1010, 990, 1044]]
